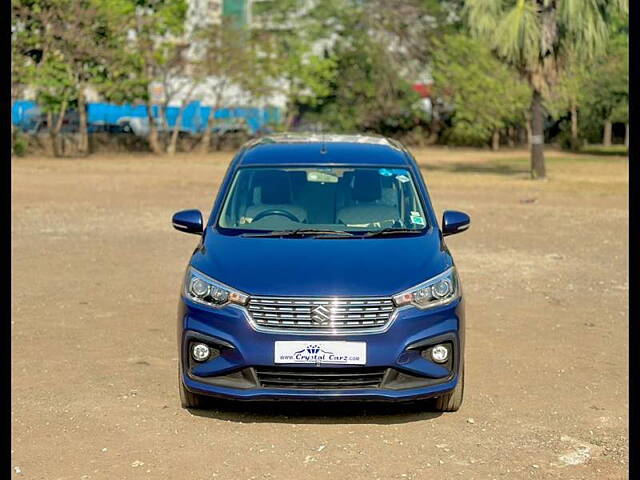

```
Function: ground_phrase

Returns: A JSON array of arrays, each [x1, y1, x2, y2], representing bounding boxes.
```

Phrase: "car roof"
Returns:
[[236, 133, 412, 167]]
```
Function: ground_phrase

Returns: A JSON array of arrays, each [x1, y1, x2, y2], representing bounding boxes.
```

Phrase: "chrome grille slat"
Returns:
[[247, 296, 396, 332]]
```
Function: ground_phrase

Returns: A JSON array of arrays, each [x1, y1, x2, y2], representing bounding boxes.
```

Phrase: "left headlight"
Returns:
[[392, 267, 460, 310], [183, 266, 249, 308]]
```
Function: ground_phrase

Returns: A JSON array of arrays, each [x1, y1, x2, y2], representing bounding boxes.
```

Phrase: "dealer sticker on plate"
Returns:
[[274, 341, 366, 365]]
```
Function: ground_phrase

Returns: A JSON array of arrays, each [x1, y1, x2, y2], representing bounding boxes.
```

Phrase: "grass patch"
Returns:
[[579, 144, 628, 156]]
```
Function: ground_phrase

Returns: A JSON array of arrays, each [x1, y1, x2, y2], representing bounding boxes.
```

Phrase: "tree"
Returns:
[[47, 0, 119, 155], [303, 0, 465, 138], [13, 0, 76, 157], [304, 37, 421, 135], [580, 16, 628, 147], [432, 33, 531, 149], [581, 47, 628, 146], [465, 0, 628, 178], [545, 46, 590, 149], [194, 19, 264, 153], [93, 0, 187, 154], [13, 0, 138, 156], [32, 51, 77, 157], [263, 0, 456, 135], [135, 0, 188, 154], [251, 0, 338, 130]]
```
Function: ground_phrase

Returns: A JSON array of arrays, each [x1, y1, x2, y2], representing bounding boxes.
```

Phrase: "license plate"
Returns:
[[274, 341, 366, 365]]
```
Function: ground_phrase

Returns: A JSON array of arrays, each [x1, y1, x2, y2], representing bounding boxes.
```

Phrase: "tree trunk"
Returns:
[[570, 102, 578, 140], [167, 104, 186, 155], [603, 120, 612, 147], [49, 99, 68, 158], [199, 108, 216, 154], [11, 123, 15, 157], [425, 110, 441, 145], [47, 112, 59, 157], [524, 110, 532, 146], [491, 129, 500, 151], [624, 123, 629, 148], [78, 88, 89, 156], [160, 103, 169, 133], [507, 127, 515, 147], [530, 89, 546, 179], [146, 103, 162, 154], [285, 109, 297, 130], [519, 126, 527, 146]]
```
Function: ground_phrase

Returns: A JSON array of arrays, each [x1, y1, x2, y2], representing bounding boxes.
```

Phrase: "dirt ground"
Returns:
[[12, 146, 628, 479]]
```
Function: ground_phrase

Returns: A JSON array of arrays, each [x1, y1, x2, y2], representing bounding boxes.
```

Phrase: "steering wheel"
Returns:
[[252, 208, 300, 223]]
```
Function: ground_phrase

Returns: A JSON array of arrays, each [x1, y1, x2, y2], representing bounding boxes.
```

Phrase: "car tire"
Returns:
[[178, 367, 210, 409], [432, 364, 464, 412]]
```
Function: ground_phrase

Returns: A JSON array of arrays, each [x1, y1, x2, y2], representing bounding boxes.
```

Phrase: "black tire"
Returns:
[[432, 364, 464, 412], [178, 368, 210, 409]]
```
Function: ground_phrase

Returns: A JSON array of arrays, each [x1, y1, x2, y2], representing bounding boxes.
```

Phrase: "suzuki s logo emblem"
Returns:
[[311, 305, 332, 325]]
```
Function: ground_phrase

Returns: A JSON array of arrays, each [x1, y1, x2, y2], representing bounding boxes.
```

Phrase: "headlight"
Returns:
[[392, 267, 460, 310], [183, 266, 249, 308]]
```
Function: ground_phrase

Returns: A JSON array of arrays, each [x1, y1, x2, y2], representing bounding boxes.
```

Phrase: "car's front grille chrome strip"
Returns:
[[246, 296, 396, 332]]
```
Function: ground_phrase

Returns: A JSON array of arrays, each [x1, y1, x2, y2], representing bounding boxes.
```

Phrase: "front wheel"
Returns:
[[431, 364, 464, 412], [178, 367, 210, 409]]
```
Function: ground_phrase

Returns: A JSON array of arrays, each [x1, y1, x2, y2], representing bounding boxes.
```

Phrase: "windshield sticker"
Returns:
[[396, 175, 410, 183], [379, 168, 393, 176], [410, 215, 425, 226]]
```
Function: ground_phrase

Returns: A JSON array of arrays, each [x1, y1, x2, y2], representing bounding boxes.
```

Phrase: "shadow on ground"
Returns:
[[187, 399, 443, 425]]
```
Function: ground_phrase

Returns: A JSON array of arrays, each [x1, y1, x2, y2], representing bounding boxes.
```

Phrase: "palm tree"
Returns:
[[464, 0, 627, 179]]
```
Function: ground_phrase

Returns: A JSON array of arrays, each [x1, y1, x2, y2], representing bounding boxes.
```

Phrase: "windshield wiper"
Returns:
[[361, 228, 425, 238], [241, 229, 355, 238]]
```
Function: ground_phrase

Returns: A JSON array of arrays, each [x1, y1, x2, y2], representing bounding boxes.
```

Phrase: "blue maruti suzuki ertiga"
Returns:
[[172, 133, 470, 411]]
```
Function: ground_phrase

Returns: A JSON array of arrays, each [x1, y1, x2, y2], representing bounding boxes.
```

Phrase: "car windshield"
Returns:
[[217, 166, 428, 234]]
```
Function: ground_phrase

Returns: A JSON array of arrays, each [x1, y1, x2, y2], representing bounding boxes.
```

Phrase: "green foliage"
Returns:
[[307, 39, 423, 134], [577, 18, 628, 142], [432, 33, 530, 146], [250, 0, 340, 123], [193, 19, 268, 106], [465, 0, 624, 82], [60, 0, 189, 107], [12, 129, 29, 156], [11, 0, 629, 153], [268, 0, 436, 134]]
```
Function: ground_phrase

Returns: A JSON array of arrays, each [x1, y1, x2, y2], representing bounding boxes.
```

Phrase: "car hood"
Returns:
[[190, 230, 452, 297]]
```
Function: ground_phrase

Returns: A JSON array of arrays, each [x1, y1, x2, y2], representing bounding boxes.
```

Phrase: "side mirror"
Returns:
[[442, 210, 470, 236], [172, 209, 204, 235]]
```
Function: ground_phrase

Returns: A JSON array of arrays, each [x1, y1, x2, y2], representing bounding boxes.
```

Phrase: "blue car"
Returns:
[[172, 134, 470, 411]]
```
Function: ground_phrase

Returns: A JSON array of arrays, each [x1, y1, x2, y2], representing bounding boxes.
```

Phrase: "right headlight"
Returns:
[[392, 267, 460, 310], [183, 266, 249, 308]]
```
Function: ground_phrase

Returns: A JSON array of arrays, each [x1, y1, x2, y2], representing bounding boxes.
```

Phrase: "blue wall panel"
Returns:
[[13, 100, 280, 135]]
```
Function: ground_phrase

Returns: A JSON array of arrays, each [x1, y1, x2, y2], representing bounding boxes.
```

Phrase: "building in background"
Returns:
[[185, 0, 222, 37], [186, 0, 252, 34]]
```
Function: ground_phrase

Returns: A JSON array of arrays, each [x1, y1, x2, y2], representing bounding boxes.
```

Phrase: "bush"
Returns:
[[12, 129, 29, 156], [556, 131, 584, 152]]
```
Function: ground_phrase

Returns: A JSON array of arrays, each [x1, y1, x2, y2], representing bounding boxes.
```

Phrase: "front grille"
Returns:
[[255, 367, 387, 389], [247, 296, 396, 331]]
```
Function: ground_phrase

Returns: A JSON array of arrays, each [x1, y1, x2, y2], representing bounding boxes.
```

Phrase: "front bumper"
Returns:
[[178, 296, 465, 401]]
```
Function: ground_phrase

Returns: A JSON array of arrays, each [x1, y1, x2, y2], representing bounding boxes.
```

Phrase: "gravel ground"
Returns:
[[12, 147, 628, 479]]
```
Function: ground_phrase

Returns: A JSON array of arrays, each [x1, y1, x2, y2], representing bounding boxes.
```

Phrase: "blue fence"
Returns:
[[12, 100, 282, 135]]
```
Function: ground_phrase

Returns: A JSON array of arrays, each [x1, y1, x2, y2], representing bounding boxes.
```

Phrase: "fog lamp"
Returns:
[[430, 344, 449, 364], [191, 343, 211, 362]]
